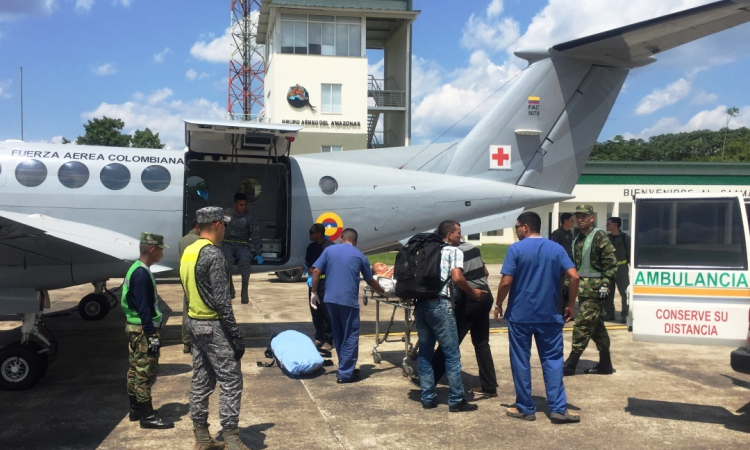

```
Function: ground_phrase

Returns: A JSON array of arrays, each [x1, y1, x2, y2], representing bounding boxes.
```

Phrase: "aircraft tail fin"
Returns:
[[441, 0, 750, 194]]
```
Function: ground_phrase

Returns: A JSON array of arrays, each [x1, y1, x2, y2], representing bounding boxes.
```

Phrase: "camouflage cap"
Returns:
[[575, 204, 595, 215], [196, 206, 231, 224], [140, 232, 169, 249]]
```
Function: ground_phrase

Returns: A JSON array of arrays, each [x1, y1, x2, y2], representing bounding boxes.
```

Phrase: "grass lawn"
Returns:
[[367, 244, 510, 266]]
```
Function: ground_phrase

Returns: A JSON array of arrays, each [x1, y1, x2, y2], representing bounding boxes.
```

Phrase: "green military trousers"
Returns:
[[571, 297, 610, 355], [126, 324, 159, 403]]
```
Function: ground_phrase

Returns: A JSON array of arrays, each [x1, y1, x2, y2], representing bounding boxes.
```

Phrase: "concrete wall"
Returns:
[[383, 22, 410, 146]]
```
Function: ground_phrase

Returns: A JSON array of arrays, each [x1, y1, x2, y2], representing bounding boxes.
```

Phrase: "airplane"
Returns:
[[1, 0, 749, 390]]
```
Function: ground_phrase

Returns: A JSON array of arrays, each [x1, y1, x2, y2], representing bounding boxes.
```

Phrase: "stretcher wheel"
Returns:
[[372, 352, 382, 364], [402, 365, 413, 377]]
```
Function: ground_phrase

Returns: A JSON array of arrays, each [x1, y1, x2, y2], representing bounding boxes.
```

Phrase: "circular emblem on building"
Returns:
[[316, 211, 344, 241], [287, 84, 310, 108]]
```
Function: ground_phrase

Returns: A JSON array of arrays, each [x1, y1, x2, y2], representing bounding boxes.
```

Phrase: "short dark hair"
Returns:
[[140, 243, 156, 255], [560, 212, 573, 224], [437, 220, 460, 239], [198, 222, 217, 233], [608, 217, 622, 229], [340, 228, 358, 243], [311, 223, 325, 235], [517, 211, 541, 233], [234, 192, 247, 203]]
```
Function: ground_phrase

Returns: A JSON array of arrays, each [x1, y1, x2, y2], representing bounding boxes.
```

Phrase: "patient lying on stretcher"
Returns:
[[372, 262, 396, 295]]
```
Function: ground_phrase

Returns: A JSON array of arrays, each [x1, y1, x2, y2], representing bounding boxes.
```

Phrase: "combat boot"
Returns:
[[139, 399, 175, 429], [193, 424, 226, 450], [240, 276, 250, 304], [223, 428, 250, 450], [563, 352, 581, 376], [585, 350, 614, 375], [128, 394, 141, 421]]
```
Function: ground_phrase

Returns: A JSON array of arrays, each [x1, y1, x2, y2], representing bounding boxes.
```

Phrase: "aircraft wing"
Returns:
[[552, 0, 750, 67], [0, 211, 169, 290]]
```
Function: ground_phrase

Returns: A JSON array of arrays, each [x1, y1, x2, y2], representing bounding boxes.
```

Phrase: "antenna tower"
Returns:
[[227, 0, 264, 121]]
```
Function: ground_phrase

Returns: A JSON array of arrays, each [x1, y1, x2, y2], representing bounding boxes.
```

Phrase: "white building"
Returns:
[[257, 0, 418, 154], [474, 161, 750, 245]]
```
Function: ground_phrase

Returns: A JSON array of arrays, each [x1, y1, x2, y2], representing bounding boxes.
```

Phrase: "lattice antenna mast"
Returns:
[[228, 0, 264, 121]]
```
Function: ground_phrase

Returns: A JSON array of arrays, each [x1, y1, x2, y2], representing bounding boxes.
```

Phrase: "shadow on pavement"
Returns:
[[625, 398, 750, 433]]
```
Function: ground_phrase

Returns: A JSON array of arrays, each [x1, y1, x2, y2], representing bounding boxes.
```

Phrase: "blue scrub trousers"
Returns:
[[508, 320, 567, 415], [326, 303, 360, 381]]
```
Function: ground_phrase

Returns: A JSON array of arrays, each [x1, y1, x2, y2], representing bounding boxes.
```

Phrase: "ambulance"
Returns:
[[630, 193, 750, 374]]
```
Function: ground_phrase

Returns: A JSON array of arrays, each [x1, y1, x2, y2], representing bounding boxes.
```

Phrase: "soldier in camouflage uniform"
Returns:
[[563, 205, 618, 376], [181, 207, 248, 450], [121, 232, 174, 429], [222, 192, 263, 304]]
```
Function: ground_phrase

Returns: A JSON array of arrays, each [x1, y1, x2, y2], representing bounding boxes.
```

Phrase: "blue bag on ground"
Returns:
[[271, 330, 324, 377]]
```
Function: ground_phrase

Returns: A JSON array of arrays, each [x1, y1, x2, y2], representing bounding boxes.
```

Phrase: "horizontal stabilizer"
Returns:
[[553, 0, 750, 66]]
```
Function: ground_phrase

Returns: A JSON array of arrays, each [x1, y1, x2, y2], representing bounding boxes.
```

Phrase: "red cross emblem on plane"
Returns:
[[489, 145, 511, 170]]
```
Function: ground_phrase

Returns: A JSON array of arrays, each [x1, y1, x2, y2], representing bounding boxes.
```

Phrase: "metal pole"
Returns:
[[20, 67, 24, 141]]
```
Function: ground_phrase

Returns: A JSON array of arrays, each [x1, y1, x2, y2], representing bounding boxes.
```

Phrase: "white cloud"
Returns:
[[487, 0, 504, 18], [75, 0, 94, 12], [0, 79, 12, 99], [191, 28, 231, 63], [185, 69, 210, 81], [635, 78, 691, 115], [153, 47, 171, 63], [92, 63, 117, 76], [691, 90, 718, 105], [81, 88, 226, 149], [627, 105, 750, 139], [113, 0, 132, 7], [461, 2, 520, 52]]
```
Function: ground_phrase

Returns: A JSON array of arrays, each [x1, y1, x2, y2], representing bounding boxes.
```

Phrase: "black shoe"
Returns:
[[584, 351, 614, 375], [128, 395, 141, 421], [422, 400, 439, 409], [337, 373, 361, 384], [563, 352, 581, 377], [138, 400, 174, 429], [449, 399, 478, 413]]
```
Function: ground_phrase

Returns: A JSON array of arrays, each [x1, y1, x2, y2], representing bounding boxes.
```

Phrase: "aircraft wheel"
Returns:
[[0, 342, 44, 391], [78, 294, 110, 321], [402, 365, 413, 377], [372, 352, 382, 364], [275, 268, 303, 283]]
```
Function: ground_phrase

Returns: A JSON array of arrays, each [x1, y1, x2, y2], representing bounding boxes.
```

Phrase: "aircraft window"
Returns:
[[239, 178, 262, 202], [100, 163, 131, 190], [15, 159, 47, 187], [187, 176, 209, 201], [319, 176, 338, 195], [58, 161, 89, 189], [141, 165, 171, 192]]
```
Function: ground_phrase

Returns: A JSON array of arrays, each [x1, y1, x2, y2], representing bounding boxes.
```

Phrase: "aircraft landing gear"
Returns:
[[275, 268, 304, 283], [0, 310, 57, 391], [78, 281, 117, 321]]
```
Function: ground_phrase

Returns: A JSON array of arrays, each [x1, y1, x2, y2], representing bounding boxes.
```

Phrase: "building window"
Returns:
[[100, 163, 130, 191], [280, 14, 360, 57], [141, 165, 171, 192], [486, 229, 504, 237], [321, 145, 343, 153], [321, 84, 342, 114], [467, 234, 481, 241], [58, 161, 89, 189], [15, 159, 47, 187]]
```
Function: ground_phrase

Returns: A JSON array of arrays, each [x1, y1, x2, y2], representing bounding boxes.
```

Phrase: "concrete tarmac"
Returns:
[[0, 268, 748, 449]]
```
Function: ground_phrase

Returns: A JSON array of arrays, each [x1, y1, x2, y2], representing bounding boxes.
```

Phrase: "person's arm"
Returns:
[[311, 267, 323, 293], [493, 274, 513, 322], [451, 268, 484, 299], [361, 256, 385, 295], [563, 267, 580, 322], [205, 248, 241, 339], [130, 269, 157, 335], [625, 233, 631, 264]]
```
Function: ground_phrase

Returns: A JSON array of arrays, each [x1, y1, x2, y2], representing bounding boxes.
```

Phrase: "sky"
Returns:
[[0, 0, 749, 150]]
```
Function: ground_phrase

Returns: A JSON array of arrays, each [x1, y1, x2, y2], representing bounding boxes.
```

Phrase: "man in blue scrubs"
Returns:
[[311, 228, 384, 383], [494, 211, 581, 423]]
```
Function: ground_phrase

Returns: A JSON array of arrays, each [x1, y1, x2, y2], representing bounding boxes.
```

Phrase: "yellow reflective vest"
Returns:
[[180, 239, 220, 320]]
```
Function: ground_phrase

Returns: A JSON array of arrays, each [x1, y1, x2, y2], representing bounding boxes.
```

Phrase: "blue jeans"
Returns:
[[508, 320, 567, 415], [415, 298, 465, 406]]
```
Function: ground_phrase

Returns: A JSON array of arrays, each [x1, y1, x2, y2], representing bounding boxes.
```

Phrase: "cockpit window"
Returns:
[[15, 159, 47, 187], [239, 178, 262, 202], [187, 176, 209, 201], [100, 163, 131, 190], [141, 165, 171, 192], [58, 161, 90, 189], [319, 176, 338, 195]]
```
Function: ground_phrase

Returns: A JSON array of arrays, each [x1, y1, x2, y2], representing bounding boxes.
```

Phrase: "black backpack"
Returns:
[[394, 233, 449, 300]]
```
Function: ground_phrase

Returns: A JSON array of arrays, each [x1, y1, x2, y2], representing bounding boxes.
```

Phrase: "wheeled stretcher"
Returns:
[[362, 277, 418, 377]]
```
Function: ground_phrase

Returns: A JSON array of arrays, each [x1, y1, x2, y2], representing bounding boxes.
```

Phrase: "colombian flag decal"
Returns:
[[316, 212, 344, 241]]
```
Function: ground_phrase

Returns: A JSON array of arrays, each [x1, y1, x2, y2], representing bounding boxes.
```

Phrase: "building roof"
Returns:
[[580, 161, 750, 185]]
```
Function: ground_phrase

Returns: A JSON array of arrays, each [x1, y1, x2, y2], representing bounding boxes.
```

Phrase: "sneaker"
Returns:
[[337, 371, 361, 384], [469, 387, 498, 398], [449, 399, 478, 413], [320, 342, 333, 352]]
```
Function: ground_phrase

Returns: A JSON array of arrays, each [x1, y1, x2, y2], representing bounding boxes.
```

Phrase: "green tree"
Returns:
[[722, 106, 740, 160], [75, 116, 131, 147], [131, 128, 165, 149], [61, 137, 71, 144]]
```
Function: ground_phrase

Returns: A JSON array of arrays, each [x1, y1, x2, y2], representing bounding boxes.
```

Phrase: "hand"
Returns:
[[563, 306, 574, 323], [472, 288, 488, 300], [233, 335, 245, 361], [146, 334, 161, 354], [307, 275, 313, 288], [493, 304, 504, 323], [254, 255, 264, 265], [310, 292, 320, 310], [598, 283, 610, 301]]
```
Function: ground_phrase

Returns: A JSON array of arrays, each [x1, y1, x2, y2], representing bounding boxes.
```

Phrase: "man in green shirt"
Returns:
[[603, 217, 631, 323]]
